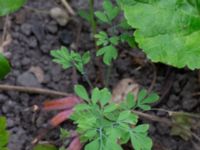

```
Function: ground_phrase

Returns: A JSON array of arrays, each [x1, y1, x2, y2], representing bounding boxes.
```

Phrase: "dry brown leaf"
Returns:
[[0, 34, 12, 54], [112, 78, 140, 103]]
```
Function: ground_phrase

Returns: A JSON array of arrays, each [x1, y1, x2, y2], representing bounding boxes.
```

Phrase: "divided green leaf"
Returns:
[[95, 31, 109, 46], [97, 45, 118, 65], [136, 89, 159, 110], [51, 47, 90, 74], [103, 0, 120, 21], [118, 110, 138, 124], [71, 87, 155, 150], [99, 88, 112, 105], [95, 0, 119, 23], [91, 88, 101, 104], [130, 132, 152, 150], [95, 11, 110, 23], [50, 47, 72, 69], [60, 128, 70, 139], [74, 84, 89, 101]]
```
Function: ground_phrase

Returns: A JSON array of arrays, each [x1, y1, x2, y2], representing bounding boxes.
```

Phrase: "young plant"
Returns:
[[86, 0, 134, 86], [50, 46, 92, 87], [32, 83, 159, 150], [94, 0, 120, 66], [71, 85, 159, 150], [95, 31, 119, 66], [0, 116, 9, 150], [119, 0, 200, 69]]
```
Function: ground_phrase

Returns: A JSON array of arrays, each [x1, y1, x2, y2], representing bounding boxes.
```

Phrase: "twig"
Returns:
[[192, 92, 200, 96], [192, 133, 200, 143], [72, 67, 78, 85], [0, 15, 11, 53], [132, 110, 171, 126], [2, 15, 10, 42], [61, 0, 76, 16], [0, 84, 69, 97], [151, 108, 200, 118], [23, 6, 49, 14], [133, 110, 200, 143]]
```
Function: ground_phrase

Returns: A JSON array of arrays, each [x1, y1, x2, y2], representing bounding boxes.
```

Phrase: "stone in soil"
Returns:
[[59, 30, 74, 46], [17, 71, 41, 87], [20, 23, 32, 36]]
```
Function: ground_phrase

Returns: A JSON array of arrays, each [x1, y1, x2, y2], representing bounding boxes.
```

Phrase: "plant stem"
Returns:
[[82, 71, 93, 89], [89, 0, 96, 36], [105, 64, 112, 87]]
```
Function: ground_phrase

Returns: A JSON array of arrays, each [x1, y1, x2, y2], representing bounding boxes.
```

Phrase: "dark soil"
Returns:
[[0, 0, 199, 150]]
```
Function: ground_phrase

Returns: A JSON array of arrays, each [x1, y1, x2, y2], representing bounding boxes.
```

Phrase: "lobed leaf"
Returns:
[[103, 0, 120, 21], [95, 11, 109, 23], [130, 132, 152, 150], [50, 47, 72, 69], [118, 110, 138, 124], [122, 0, 200, 69], [85, 139, 100, 150], [97, 45, 118, 65], [82, 51, 91, 64], [74, 84, 89, 101], [91, 87, 101, 104], [104, 103, 118, 113], [95, 31, 109, 46], [100, 88, 112, 105]]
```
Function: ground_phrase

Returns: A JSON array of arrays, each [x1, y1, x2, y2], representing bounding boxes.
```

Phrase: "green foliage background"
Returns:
[[120, 0, 200, 69]]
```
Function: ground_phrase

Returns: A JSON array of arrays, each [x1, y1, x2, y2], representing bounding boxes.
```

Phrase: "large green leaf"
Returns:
[[0, 53, 10, 79], [122, 0, 200, 69], [0, 0, 26, 16]]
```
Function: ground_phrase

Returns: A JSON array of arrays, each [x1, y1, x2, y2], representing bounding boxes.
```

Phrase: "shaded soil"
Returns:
[[0, 0, 199, 150]]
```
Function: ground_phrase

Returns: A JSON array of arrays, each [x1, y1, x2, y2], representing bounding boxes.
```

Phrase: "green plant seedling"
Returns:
[[51, 46, 90, 75], [71, 84, 160, 150], [51, 46, 93, 87], [95, 0, 120, 24]]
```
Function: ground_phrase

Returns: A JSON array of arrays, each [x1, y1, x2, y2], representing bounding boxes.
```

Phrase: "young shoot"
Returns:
[[50, 46, 92, 88], [71, 84, 160, 150]]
